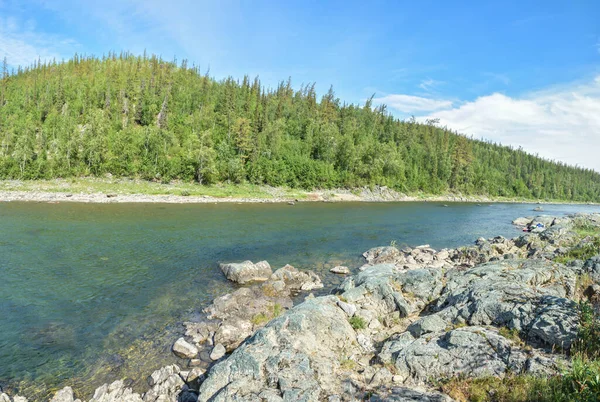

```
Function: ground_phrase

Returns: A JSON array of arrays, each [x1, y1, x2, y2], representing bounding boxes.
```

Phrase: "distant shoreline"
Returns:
[[0, 179, 597, 205]]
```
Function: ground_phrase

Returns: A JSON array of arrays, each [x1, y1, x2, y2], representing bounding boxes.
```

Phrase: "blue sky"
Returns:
[[1, 0, 600, 170]]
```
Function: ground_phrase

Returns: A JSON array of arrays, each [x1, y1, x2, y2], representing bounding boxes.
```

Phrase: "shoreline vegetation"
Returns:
[[3, 212, 600, 402], [1, 178, 599, 205]]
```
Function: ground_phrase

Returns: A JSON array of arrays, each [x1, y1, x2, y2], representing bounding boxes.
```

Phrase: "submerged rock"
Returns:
[[330, 265, 350, 275]]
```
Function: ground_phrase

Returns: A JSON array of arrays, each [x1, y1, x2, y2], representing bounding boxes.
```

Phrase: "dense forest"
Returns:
[[1, 52, 599, 201]]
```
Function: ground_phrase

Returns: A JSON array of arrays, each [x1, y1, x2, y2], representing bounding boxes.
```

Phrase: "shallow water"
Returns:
[[1, 201, 599, 398]]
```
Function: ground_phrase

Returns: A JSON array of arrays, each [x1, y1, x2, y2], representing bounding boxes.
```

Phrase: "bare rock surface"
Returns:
[[219, 260, 272, 284]]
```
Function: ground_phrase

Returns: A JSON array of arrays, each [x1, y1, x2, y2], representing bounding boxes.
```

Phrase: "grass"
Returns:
[[0, 177, 308, 199], [553, 219, 600, 264], [438, 302, 600, 401], [498, 327, 524, 346], [250, 303, 285, 326], [554, 237, 600, 264], [339, 358, 358, 371], [349, 316, 367, 330]]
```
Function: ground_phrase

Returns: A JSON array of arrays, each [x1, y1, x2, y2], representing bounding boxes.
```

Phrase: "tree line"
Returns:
[[1, 52, 599, 201]]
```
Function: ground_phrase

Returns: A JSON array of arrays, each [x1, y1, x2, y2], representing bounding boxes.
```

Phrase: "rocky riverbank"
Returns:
[[1, 179, 597, 204], [3, 213, 600, 401]]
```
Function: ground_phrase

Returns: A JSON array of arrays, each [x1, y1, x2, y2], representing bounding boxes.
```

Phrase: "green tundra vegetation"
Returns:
[[1, 52, 600, 201]]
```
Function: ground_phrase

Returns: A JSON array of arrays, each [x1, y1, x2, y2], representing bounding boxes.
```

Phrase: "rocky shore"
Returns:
[[3, 213, 600, 401], [1, 181, 596, 204]]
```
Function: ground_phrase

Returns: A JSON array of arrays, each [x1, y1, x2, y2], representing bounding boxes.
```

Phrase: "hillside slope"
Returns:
[[1, 53, 599, 201]]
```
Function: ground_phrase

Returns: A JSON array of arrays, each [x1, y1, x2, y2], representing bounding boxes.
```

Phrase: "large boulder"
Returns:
[[421, 259, 579, 349], [583, 255, 600, 282], [196, 296, 357, 401], [338, 264, 444, 320], [219, 261, 272, 284], [369, 387, 453, 402], [382, 327, 559, 385]]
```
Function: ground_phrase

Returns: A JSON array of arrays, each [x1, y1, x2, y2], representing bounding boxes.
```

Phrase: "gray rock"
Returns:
[[143, 365, 185, 402], [369, 387, 453, 402], [172, 338, 199, 359], [408, 315, 447, 338], [0, 394, 10, 402], [527, 296, 579, 350], [50, 387, 75, 402], [363, 246, 400, 264], [89, 380, 143, 402], [197, 296, 357, 401], [209, 344, 226, 361], [219, 260, 272, 284], [336, 300, 357, 317], [270, 264, 323, 291], [583, 255, 600, 282], [330, 266, 350, 275], [513, 217, 533, 226], [431, 260, 578, 348], [390, 327, 544, 384]]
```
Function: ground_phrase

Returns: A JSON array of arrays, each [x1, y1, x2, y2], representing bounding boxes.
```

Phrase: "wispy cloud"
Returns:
[[423, 75, 600, 171], [374, 94, 453, 114], [0, 16, 78, 67], [418, 78, 444, 92]]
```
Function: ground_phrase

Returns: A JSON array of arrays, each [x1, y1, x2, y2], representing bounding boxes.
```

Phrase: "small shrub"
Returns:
[[272, 303, 283, 317], [499, 327, 524, 346], [180, 189, 190, 196], [554, 236, 600, 264], [572, 302, 600, 359], [339, 358, 357, 371], [349, 316, 366, 330], [251, 312, 270, 326]]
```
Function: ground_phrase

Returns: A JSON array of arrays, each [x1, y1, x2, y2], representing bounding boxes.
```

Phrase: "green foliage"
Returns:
[[349, 316, 366, 330], [1, 52, 600, 201], [499, 327, 523, 346], [572, 302, 600, 360], [555, 237, 600, 264], [250, 303, 285, 326]]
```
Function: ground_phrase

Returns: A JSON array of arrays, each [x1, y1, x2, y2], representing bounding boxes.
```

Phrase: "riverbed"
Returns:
[[1, 201, 599, 398]]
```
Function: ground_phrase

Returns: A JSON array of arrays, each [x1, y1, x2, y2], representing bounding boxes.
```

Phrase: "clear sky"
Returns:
[[1, 0, 599, 170]]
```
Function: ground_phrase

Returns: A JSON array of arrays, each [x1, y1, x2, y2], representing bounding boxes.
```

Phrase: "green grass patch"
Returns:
[[554, 237, 600, 264], [349, 316, 366, 330], [250, 303, 285, 327]]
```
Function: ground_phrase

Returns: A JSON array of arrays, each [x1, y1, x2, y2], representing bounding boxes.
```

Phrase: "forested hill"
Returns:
[[1, 53, 599, 201]]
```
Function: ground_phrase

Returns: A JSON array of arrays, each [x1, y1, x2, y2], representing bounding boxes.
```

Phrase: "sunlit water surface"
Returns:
[[1, 201, 599, 399]]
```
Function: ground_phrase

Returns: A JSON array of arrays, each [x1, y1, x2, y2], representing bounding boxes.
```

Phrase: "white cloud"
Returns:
[[374, 94, 453, 113], [424, 76, 600, 172], [0, 16, 79, 67], [419, 78, 444, 92]]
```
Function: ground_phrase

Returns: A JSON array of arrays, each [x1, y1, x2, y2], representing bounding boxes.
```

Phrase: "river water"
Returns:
[[1, 201, 599, 398]]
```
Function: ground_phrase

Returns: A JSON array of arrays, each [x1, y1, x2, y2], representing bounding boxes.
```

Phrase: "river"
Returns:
[[1, 201, 599, 398]]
